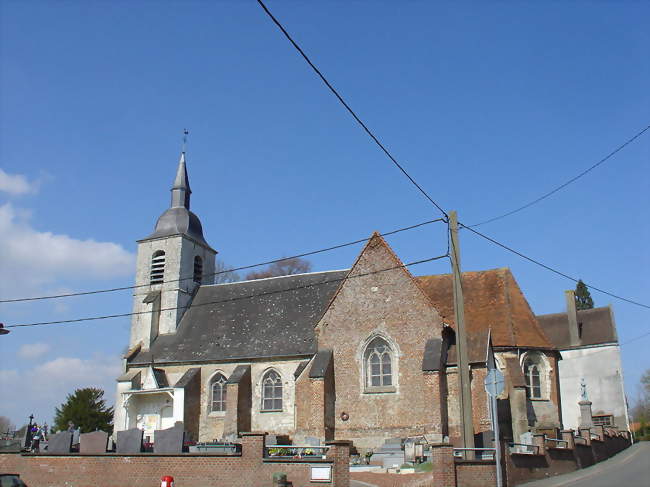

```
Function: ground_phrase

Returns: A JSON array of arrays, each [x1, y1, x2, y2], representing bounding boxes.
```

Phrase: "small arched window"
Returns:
[[193, 256, 203, 284], [365, 337, 393, 388], [210, 373, 227, 412], [261, 370, 283, 411], [524, 358, 542, 399], [150, 251, 165, 284]]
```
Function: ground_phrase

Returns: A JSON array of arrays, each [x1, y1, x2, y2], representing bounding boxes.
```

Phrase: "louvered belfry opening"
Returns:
[[193, 256, 203, 284], [150, 251, 166, 284]]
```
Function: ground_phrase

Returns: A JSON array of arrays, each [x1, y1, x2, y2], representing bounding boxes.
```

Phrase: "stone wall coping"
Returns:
[[21, 453, 242, 458], [263, 459, 333, 464], [454, 459, 496, 465]]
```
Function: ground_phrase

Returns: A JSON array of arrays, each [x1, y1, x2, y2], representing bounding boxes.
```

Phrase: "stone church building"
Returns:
[[114, 153, 565, 449]]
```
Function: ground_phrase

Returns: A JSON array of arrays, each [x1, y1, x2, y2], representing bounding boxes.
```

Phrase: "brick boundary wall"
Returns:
[[0, 433, 351, 487], [455, 460, 496, 487], [504, 429, 631, 486]]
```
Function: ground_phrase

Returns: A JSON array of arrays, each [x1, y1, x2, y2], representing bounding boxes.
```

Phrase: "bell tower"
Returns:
[[128, 148, 216, 351]]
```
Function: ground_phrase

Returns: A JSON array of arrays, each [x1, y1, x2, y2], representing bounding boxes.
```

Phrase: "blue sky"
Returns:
[[0, 1, 648, 428]]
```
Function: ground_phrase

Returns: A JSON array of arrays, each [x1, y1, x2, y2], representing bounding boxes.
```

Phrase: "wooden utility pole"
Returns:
[[449, 211, 475, 457]]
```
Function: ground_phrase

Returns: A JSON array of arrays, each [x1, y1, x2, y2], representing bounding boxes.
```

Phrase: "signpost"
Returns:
[[484, 333, 504, 487]]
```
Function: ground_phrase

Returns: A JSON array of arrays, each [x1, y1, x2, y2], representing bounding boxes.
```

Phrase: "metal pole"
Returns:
[[491, 389, 503, 487], [449, 211, 475, 457]]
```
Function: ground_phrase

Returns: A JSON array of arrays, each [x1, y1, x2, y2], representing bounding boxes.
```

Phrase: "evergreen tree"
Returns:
[[53, 388, 114, 434], [575, 280, 594, 310]]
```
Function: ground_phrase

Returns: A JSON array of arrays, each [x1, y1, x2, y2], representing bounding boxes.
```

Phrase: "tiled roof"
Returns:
[[536, 306, 617, 349], [129, 270, 348, 365], [416, 268, 554, 359]]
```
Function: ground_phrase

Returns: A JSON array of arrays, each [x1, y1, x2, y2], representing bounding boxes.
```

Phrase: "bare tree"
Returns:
[[245, 257, 312, 280], [0, 416, 15, 434], [214, 259, 241, 284]]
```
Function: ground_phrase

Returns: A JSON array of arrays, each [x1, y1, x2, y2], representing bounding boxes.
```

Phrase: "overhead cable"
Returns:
[[5, 254, 449, 328], [469, 124, 650, 227], [0, 217, 445, 304], [255, 0, 448, 218], [460, 223, 650, 310]]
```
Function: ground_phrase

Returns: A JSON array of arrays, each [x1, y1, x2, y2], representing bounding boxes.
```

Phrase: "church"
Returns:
[[114, 151, 567, 450]]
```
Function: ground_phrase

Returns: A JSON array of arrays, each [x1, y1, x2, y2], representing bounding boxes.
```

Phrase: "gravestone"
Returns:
[[79, 431, 108, 454], [47, 431, 73, 454], [0, 439, 22, 452], [304, 436, 320, 446], [116, 428, 143, 454], [153, 422, 185, 454], [266, 434, 277, 446], [72, 428, 81, 446]]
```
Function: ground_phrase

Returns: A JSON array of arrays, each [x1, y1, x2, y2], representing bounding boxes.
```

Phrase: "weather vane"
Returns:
[[182, 128, 189, 153]]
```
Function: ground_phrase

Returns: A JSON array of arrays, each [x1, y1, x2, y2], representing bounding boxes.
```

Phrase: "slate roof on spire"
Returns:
[[140, 152, 212, 249], [173, 152, 191, 193]]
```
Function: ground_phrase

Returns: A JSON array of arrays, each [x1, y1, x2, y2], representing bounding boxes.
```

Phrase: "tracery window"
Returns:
[[210, 373, 227, 412], [261, 370, 283, 411], [193, 256, 203, 284], [523, 357, 542, 399], [364, 337, 393, 388], [150, 251, 165, 284]]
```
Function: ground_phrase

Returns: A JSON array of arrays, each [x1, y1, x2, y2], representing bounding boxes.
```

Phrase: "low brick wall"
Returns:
[[0, 433, 350, 487], [505, 430, 631, 486], [455, 460, 496, 487]]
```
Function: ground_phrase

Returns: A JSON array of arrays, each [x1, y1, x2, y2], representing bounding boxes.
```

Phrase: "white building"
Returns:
[[537, 291, 630, 431]]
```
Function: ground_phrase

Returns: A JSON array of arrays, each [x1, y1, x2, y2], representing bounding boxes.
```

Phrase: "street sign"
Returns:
[[484, 368, 505, 397]]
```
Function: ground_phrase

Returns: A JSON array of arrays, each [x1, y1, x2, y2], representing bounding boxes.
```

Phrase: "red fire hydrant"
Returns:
[[161, 475, 174, 487]]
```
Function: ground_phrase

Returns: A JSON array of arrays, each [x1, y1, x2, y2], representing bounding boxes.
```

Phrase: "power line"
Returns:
[[255, 0, 649, 314], [469, 124, 650, 227], [5, 254, 449, 328], [460, 223, 650, 310], [255, 0, 448, 219], [0, 217, 445, 304]]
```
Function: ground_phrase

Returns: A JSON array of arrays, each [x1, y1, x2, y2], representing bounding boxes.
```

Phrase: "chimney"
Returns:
[[565, 290, 580, 346]]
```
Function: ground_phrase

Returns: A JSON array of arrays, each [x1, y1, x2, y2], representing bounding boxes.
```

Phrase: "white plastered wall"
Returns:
[[558, 345, 629, 431]]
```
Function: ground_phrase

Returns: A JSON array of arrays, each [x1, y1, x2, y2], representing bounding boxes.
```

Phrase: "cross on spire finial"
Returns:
[[182, 129, 189, 153]]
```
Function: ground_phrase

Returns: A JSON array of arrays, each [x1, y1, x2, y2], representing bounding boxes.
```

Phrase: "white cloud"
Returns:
[[0, 354, 122, 427], [0, 202, 135, 299], [0, 169, 40, 196], [17, 342, 51, 360]]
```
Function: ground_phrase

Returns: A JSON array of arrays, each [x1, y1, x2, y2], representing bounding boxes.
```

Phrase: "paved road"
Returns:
[[522, 441, 650, 487]]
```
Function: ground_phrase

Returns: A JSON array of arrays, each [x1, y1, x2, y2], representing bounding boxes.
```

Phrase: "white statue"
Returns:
[[580, 378, 588, 401]]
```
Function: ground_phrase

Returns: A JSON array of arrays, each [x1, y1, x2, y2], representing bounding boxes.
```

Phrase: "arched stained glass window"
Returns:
[[211, 373, 227, 412], [524, 358, 542, 399], [261, 370, 283, 411], [365, 337, 393, 388]]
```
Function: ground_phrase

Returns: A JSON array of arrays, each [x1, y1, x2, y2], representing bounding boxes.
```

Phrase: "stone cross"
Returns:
[[580, 378, 588, 401]]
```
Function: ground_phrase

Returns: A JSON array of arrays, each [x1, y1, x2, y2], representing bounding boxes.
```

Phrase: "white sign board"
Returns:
[[310, 465, 332, 482]]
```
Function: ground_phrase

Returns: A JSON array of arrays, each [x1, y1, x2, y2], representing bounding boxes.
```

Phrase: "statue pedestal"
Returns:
[[578, 400, 593, 429]]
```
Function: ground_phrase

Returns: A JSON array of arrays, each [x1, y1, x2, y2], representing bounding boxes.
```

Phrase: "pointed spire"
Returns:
[[170, 151, 191, 209]]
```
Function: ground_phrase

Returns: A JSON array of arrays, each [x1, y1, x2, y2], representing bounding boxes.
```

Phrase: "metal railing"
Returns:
[[265, 445, 329, 459], [453, 447, 496, 460], [545, 438, 569, 448]]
